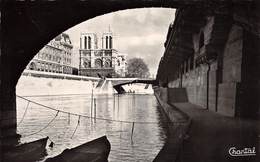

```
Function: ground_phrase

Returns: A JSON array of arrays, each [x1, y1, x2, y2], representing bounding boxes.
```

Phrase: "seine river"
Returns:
[[16, 93, 168, 162]]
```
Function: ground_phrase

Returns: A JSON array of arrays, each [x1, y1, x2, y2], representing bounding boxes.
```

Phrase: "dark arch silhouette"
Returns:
[[1, 2, 183, 144], [2, 0, 255, 86], [1, 0, 256, 152], [2, 0, 198, 87]]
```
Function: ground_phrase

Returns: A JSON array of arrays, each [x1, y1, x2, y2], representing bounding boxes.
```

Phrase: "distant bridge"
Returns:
[[113, 78, 156, 94], [95, 78, 156, 94]]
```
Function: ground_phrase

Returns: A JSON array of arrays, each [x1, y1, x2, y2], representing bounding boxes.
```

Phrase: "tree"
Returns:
[[126, 58, 150, 78]]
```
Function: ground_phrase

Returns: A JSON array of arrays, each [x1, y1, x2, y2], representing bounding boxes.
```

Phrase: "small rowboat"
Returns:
[[45, 136, 111, 162], [3, 137, 48, 162]]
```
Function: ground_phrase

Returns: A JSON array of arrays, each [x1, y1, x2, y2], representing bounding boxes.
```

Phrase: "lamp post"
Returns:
[[90, 81, 95, 117]]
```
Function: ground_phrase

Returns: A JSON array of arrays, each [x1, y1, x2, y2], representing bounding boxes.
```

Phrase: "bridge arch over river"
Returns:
[[1, 0, 260, 159]]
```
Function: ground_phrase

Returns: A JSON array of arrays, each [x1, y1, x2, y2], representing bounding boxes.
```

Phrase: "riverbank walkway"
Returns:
[[169, 102, 260, 162]]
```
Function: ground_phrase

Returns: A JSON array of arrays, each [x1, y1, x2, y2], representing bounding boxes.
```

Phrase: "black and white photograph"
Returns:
[[1, 0, 260, 162]]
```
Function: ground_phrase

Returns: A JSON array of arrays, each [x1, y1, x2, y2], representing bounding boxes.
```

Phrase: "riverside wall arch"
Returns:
[[1, 0, 259, 159], [0, 0, 193, 153]]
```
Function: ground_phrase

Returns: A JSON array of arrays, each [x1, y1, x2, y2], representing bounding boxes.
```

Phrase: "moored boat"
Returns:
[[3, 137, 48, 162], [45, 136, 111, 162]]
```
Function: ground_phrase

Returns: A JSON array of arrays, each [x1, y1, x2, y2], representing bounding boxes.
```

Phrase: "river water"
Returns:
[[16, 93, 168, 162]]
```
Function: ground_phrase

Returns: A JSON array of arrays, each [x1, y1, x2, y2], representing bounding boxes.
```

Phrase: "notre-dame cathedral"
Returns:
[[79, 30, 127, 77]]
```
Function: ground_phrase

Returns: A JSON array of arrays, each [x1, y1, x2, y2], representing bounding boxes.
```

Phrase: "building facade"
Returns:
[[26, 33, 73, 74], [79, 30, 127, 77], [115, 53, 127, 77]]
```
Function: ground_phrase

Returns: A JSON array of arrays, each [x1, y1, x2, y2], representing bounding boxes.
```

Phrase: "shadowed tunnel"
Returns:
[[0, 0, 200, 154]]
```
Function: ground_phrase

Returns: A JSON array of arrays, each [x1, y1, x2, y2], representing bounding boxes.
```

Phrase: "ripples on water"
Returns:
[[17, 94, 167, 162]]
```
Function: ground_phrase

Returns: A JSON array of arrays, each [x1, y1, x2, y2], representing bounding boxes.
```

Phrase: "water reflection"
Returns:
[[17, 94, 167, 161]]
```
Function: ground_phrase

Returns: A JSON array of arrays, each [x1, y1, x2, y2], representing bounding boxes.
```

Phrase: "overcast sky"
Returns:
[[65, 8, 176, 76]]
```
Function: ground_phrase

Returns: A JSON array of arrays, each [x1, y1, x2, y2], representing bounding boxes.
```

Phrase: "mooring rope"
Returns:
[[71, 116, 81, 139], [18, 101, 30, 126], [16, 95, 187, 125], [16, 94, 189, 144], [22, 111, 59, 138]]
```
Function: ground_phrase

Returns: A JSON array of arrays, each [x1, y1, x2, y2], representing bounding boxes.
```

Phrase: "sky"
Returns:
[[65, 8, 176, 76]]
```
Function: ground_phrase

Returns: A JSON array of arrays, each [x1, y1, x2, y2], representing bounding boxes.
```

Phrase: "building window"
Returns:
[[84, 36, 87, 49], [109, 36, 112, 49], [88, 36, 91, 49], [106, 36, 108, 49], [29, 62, 36, 70], [80, 37, 82, 49]]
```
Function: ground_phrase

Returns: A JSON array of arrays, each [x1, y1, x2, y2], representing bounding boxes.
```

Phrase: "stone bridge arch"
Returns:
[[0, 0, 191, 151]]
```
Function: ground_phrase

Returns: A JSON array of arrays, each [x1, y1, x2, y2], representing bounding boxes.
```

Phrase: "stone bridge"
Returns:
[[100, 78, 156, 94], [1, 0, 260, 160]]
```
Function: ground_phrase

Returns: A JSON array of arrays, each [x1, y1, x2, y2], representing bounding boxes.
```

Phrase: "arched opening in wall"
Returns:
[[106, 36, 109, 49], [199, 31, 205, 49], [28, 62, 36, 70], [104, 60, 111, 68], [14, 8, 176, 161], [109, 36, 113, 49], [88, 36, 92, 49], [83, 59, 91, 68], [94, 58, 103, 68]]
